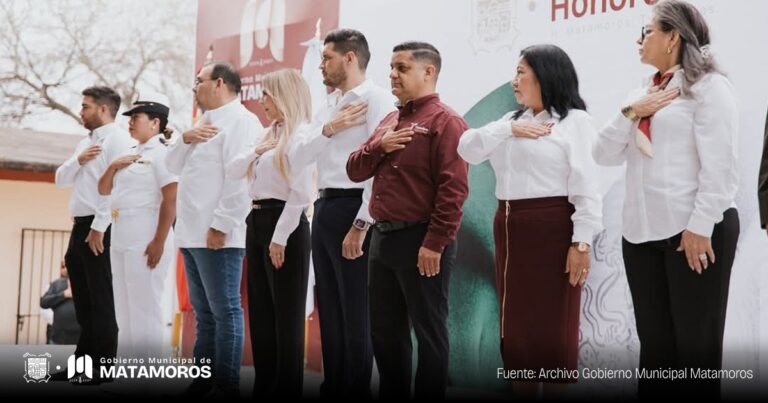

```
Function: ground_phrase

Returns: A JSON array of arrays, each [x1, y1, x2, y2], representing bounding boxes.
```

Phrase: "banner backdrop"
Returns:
[[197, 0, 768, 397]]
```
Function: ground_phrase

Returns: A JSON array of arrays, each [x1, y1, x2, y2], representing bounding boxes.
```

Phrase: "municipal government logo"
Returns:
[[23, 352, 51, 383], [67, 354, 93, 382]]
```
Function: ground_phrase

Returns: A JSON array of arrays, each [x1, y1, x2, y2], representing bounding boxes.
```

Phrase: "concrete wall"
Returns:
[[0, 179, 72, 343]]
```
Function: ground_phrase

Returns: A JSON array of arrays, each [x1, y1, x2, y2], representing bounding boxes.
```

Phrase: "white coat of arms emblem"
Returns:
[[23, 352, 51, 383]]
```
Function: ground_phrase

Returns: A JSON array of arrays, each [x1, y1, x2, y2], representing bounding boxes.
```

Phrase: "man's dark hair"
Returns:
[[513, 44, 587, 120], [82, 86, 121, 118], [392, 41, 442, 75], [209, 61, 242, 94], [324, 29, 371, 70]]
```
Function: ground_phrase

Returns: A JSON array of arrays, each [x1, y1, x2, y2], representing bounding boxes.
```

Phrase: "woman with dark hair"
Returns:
[[593, 0, 738, 398], [97, 93, 177, 360], [458, 44, 602, 398]]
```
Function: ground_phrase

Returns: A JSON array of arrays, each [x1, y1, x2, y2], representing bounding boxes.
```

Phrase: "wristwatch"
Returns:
[[621, 105, 640, 122], [352, 218, 371, 231], [571, 242, 591, 253]]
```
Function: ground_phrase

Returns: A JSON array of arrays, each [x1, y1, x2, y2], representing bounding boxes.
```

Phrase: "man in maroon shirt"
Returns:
[[346, 41, 469, 399]]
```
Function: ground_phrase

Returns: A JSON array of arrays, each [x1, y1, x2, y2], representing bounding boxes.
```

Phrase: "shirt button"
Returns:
[[375, 195, 380, 200], [392, 164, 398, 169]]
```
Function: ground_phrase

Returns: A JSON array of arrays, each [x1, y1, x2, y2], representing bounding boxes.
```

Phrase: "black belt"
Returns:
[[317, 188, 363, 199], [73, 215, 94, 224], [252, 199, 286, 210], [373, 220, 428, 233]]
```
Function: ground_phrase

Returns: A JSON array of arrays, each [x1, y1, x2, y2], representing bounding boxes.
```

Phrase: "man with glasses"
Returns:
[[166, 61, 262, 397]]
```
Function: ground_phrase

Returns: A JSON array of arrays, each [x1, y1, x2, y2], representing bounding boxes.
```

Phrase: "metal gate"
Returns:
[[16, 228, 70, 344]]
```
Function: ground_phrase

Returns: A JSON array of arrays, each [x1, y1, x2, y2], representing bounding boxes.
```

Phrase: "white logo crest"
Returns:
[[23, 352, 51, 383], [469, 0, 519, 55]]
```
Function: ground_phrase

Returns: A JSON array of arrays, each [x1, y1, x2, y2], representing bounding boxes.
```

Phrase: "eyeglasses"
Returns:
[[640, 26, 655, 42], [194, 77, 215, 88]]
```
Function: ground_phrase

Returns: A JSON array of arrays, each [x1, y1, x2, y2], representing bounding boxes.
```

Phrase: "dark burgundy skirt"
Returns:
[[493, 196, 580, 383]]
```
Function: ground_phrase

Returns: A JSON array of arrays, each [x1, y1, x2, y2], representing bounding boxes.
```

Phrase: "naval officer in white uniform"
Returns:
[[98, 93, 178, 359]]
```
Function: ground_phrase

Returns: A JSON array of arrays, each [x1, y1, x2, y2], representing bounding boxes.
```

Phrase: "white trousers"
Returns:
[[110, 209, 174, 359]]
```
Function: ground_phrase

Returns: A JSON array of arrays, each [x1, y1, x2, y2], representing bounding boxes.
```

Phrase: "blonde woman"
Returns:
[[227, 68, 314, 398]]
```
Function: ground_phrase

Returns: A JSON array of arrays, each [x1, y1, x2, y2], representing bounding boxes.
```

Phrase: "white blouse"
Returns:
[[458, 108, 603, 244], [593, 71, 738, 243], [227, 123, 314, 246]]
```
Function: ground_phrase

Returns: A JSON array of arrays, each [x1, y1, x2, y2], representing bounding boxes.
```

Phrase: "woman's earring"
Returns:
[[666, 47, 672, 54]]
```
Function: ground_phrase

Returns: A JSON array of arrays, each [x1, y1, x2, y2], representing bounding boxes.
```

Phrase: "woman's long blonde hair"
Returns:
[[260, 68, 312, 182]]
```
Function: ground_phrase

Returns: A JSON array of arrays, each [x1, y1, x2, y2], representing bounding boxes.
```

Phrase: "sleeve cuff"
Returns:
[[355, 203, 374, 223], [211, 216, 235, 235], [571, 224, 594, 244], [91, 215, 111, 232], [686, 214, 716, 237], [421, 235, 446, 254], [271, 230, 289, 247]]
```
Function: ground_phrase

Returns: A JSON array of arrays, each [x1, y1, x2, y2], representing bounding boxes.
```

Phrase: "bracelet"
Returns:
[[621, 105, 640, 122], [325, 122, 336, 136]]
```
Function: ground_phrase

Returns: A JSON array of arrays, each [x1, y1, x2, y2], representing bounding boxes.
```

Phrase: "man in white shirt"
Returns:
[[54, 86, 135, 383], [289, 29, 394, 398], [166, 62, 260, 398]]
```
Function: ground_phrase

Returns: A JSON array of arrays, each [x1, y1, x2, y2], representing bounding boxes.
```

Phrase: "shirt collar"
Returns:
[[204, 97, 242, 123], [647, 66, 684, 87], [329, 79, 375, 107], [90, 122, 118, 143], [397, 93, 440, 117], [521, 108, 559, 122]]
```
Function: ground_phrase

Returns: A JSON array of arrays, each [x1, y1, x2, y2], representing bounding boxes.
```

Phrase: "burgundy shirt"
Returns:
[[346, 93, 469, 253]]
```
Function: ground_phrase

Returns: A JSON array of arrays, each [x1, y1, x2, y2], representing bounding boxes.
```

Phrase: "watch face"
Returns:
[[354, 219, 367, 229]]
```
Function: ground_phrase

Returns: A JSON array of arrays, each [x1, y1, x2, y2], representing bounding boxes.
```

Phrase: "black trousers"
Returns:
[[312, 196, 373, 398], [246, 207, 311, 398], [64, 217, 118, 372], [369, 222, 455, 400], [622, 208, 739, 399]]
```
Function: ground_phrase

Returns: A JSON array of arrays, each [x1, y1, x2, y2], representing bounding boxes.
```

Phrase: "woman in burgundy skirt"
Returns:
[[458, 44, 602, 399]]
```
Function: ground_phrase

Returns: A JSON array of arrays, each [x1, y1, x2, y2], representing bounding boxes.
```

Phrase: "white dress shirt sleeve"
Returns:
[[154, 148, 179, 188], [165, 138, 194, 175], [686, 74, 739, 237], [287, 123, 330, 173], [593, 112, 635, 166], [211, 119, 259, 235], [54, 138, 89, 188], [593, 89, 647, 166], [92, 133, 133, 232], [226, 150, 259, 179], [272, 133, 314, 245], [566, 113, 604, 244], [457, 112, 515, 165], [355, 92, 395, 223]]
